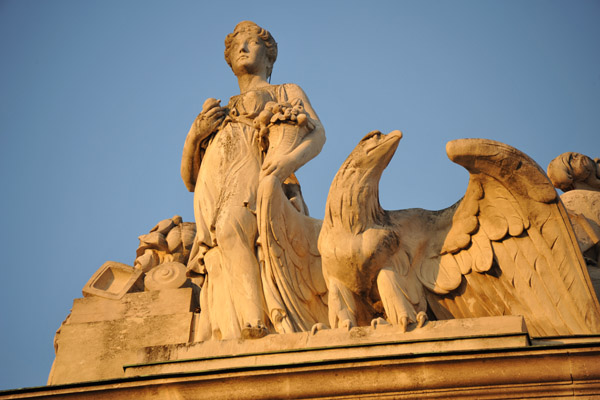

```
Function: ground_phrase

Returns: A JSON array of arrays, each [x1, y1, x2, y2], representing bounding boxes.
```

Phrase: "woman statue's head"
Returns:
[[547, 152, 600, 192], [224, 21, 278, 80]]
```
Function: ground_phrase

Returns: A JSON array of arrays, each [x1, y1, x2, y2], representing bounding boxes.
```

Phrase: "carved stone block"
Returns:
[[49, 288, 194, 385], [82, 261, 144, 299], [144, 261, 188, 291]]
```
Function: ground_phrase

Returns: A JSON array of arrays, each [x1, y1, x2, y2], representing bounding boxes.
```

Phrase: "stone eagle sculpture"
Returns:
[[319, 130, 600, 337]]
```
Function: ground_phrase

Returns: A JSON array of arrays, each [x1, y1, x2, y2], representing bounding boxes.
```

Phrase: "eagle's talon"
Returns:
[[310, 323, 328, 335], [416, 311, 427, 328], [399, 316, 408, 332], [371, 317, 389, 329], [241, 320, 268, 339], [340, 319, 353, 331]]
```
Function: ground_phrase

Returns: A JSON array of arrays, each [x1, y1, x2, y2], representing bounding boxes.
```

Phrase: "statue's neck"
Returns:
[[237, 74, 270, 94]]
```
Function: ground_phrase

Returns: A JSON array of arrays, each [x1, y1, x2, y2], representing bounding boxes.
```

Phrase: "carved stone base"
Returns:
[[4, 316, 600, 399], [127, 315, 530, 376], [47, 288, 195, 385]]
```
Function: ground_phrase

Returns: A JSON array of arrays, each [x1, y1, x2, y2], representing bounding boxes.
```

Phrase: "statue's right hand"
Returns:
[[202, 98, 221, 114], [194, 98, 226, 138]]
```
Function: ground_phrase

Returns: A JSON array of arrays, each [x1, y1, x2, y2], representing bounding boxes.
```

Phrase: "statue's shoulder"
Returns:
[[278, 83, 308, 100]]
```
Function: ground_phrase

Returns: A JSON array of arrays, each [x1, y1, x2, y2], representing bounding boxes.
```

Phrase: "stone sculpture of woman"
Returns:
[[181, 21, 326, 340], [547, 152, 600, 267]]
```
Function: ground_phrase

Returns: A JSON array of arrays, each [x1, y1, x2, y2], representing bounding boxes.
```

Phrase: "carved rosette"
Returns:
[[144, 261, 188, 291]]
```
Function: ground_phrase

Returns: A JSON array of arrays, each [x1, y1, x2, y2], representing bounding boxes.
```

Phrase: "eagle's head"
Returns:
[[344, 130, 402, 178], [326, 130, 403, 234]]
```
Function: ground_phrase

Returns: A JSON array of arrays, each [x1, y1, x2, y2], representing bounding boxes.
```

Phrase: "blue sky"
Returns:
[[1, 0, 599, 390]]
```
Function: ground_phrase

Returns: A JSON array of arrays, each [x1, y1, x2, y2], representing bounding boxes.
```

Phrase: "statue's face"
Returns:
[[571, 153, 595, 177], [571, 153, 600, 191], [229, 31, 269, 77], [583, 156, 600, 190]]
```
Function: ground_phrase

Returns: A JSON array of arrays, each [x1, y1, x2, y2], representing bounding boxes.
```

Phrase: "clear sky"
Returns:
[[1, 0, 598, 390]]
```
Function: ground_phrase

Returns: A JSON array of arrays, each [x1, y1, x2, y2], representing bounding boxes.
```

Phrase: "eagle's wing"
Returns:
[[257, 176, 329, 334], [417, 138, 600, 336]]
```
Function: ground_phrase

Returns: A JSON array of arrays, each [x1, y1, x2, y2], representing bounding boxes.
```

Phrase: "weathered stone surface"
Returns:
[[8, 329, 598, 399], [561, 189, 600, 262], [130, 316, 528, 373], [48, 288, 194, 385], [69, 287, 193, 324]]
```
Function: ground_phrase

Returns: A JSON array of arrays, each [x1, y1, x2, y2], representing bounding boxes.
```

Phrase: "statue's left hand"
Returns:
[[194, 98, 226, 140], [260, 155, 296, 182]]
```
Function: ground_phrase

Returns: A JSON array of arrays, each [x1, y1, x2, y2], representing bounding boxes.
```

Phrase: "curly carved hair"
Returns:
[[224, 21, 278, 79]]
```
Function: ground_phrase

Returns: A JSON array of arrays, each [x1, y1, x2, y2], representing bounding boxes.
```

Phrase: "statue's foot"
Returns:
[[242, 321, 268, 339], [371, 317, 389, 329], [416, 311, 427, 328], [310, 323, 328, 335]]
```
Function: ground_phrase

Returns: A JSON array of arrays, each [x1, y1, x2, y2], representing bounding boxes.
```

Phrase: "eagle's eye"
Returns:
[[360, 130, 382, 143]]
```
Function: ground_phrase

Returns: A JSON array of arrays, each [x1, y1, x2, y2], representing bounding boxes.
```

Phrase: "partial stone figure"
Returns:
[[547, 152, 600, 265], [547, 152, 600, 193], [320, 133, 600, 337], [181, 21, 327, 340], [547, 152, 600, 297]]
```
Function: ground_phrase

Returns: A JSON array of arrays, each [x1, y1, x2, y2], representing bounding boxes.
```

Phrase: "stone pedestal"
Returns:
[[47, 288, 195, 385], [126, 315, 529, 376], [3, 315, 600, 399]]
